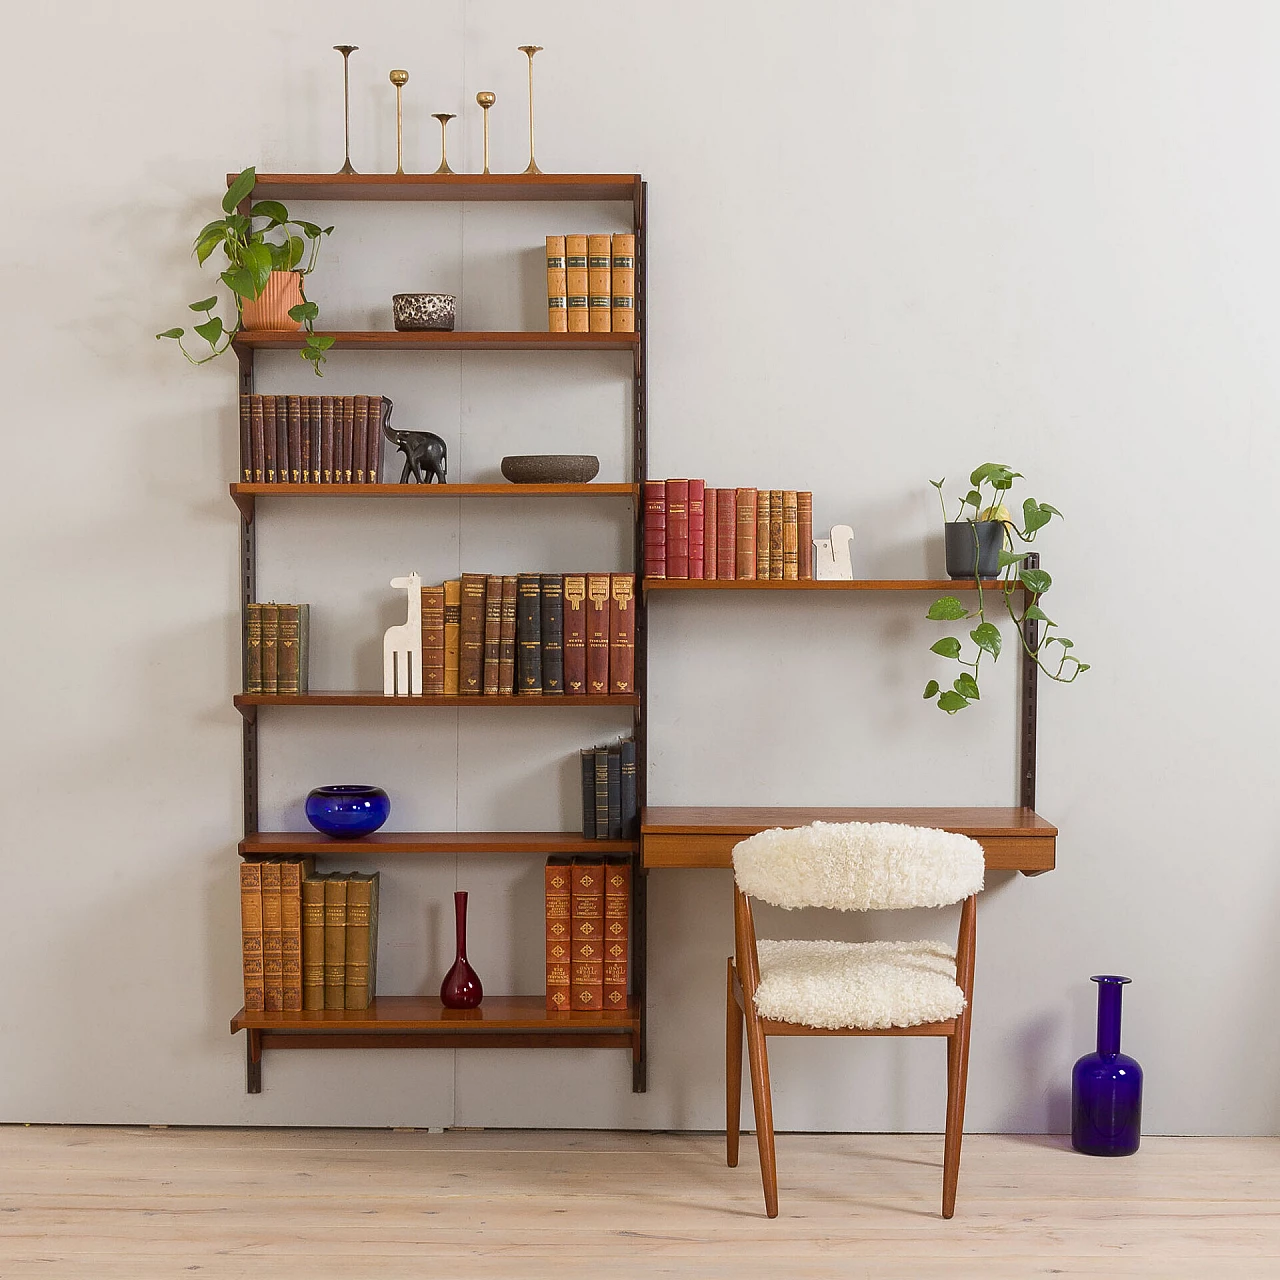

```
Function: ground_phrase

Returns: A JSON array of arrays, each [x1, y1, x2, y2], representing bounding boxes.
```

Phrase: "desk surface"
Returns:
[[640, 806, 1057, 875]]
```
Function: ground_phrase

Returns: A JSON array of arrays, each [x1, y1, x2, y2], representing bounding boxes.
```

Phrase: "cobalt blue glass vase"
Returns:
[[304, 785, 390, 839], [1072, 975, 1142, 1156]]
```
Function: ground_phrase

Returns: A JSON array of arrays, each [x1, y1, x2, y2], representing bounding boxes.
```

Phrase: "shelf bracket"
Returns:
[[231, 489, 255, 524], [246, 1029, 262, 1094]]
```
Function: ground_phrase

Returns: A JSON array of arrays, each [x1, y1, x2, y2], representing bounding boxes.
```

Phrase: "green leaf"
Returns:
[[1040, 503, 1063, 518], [193, 315, 223, 345], [288, 300, 319, 323], [250, 199, 288, 224], [924, 680, 940, 699], [997, 549, 1028, 569], [194, 230, 226, 265], [927, 596, 969, 621], [296, 220, 323, 238], [1024, 604, 1054, 624], [1020, 567, 1052, 594], [286, 234, 305, 270], [241, 242, 272, 294], [954, 672, 980, 700], [930, 637, 963, 659], [1048, 636, 1074, 649], [962, 488, 983, 509], [188, 296, 219, 312], [222, 166, 257, 213], [1023, 498, 1052, 534], [1076, 662, 1091, 672], [937, 690, 970, 713], [221, 267, 256, 299], [321, 225, 334, 236], [156, 327, 184, 339], [971, 622, 1002, 658], [306, 333, 335, 350]]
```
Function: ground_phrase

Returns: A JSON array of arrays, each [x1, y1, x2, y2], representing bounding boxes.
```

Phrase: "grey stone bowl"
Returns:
[[501, 454, 601, 484], [392, 293, 456, 331]]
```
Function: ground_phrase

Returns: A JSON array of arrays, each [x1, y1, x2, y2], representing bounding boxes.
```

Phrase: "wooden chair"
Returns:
[[725, 820, 983, 1218]]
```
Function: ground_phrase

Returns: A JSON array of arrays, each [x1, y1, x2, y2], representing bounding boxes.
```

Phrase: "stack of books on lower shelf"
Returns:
[[239, 861, 379, 1013], [238, 394, 388, 484], [545, 856, 631, 1012], [546, 234, 635, 334], [580, 738, 638, 840], [644, 480, 815, 581], [244, 603, 310, 693]]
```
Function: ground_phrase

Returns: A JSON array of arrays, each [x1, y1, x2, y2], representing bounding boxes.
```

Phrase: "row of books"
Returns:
[[245, 603, 311, 694], [239, 861, 379, 1013], [580, 738, 638, 840], [546, 234, 636, 334], [238, 394, 388, 484], [545, 857, 631, 1012], [645, 481, 815, 581], [418, 573, 636, 697]]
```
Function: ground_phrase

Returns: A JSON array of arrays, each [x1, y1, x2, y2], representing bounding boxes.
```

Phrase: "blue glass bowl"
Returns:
[[305, 785, 391, 839]]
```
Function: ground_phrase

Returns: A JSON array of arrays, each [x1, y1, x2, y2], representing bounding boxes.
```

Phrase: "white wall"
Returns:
[[3, 0, 1278, 1135]]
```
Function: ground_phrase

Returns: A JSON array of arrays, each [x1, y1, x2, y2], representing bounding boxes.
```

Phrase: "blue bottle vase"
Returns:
[[1072, 975, 1143, 1156]]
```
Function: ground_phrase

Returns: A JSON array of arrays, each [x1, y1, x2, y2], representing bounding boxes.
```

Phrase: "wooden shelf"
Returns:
[[239, 173, 642, 203], [240, 831, 638, 857], [233, 330, 638, 353], [235, 692, 639, 715], [645, 578, 1020, 593]]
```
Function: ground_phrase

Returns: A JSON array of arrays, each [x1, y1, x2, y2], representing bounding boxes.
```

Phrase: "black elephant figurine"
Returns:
[[381, 397, 447, 483]]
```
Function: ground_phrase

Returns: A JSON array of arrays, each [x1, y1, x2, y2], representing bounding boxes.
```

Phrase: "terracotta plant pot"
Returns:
[[240, 270, 305, 331]]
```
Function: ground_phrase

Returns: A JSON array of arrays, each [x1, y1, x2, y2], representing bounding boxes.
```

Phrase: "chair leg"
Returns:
[[942, 1012, 972, 1219], [742, 996, 779, 1218], [726, 959, 743, 1168]]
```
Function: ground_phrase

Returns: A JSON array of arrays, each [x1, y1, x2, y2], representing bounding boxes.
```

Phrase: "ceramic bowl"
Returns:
[[500, 454, 601, 484], [392, 293, 456, 331], [304, 785, 391, 838]]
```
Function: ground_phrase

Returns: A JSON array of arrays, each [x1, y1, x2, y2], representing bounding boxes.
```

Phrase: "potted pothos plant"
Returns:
[[156, 167, 335, 374], [924, 463, 1089, 714]]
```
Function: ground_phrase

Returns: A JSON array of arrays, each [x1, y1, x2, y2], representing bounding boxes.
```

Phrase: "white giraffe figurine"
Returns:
[[813, 525, 855, 580], [383, 572, 423, 696]]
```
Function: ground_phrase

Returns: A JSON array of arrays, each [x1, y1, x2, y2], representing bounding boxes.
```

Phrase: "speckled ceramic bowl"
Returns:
[[392, 292, 456, 331], [501, 454, 601, 484]]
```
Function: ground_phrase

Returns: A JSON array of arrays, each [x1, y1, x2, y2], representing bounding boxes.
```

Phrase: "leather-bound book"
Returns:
[[320, 397, 335, 483], [756, 489, 771, 579], [239, 861, 265, 1012], [688, 480, 705, 580], [769, 490, 784, 580], [323, 874, 348, 1011], [298, 396, 311, 484], [301, 874, 326, 1011], [563, 575, 587, 694], [421, 584, 446, 695], [643, 480, 666, 580], [249, 394, 265, 482], [619, 738, 637, 839], [546, 235, 568, 333], [297, 604, 309, 693], [261, 859, 284, 1013], [459, 573, 487, 695], [368, 395, 386, 484], [443, 579, 461, 694], [344, 871, 380, 1010], [782, 490, 799, 580], [611, 233, 636, 333], [260, 603, 279, 694], [341, 396, 356, 482], [603, 857, 631, 1010], [716, 489, 738, 580], [277, 604, 304, 695], [608, 574, 636, 695], [586, 575, 611, 694], [279, 857, 313, 1012], [263, 397, 278, 483], [570, 859, 605, 1010], [607, 745, 622, 839], [286, 395, 302, 483], [516, 573, 543, 695], [565, 234, 589, 334], [498, 576, 517, 695], [545, 857, 573, 1011], [308, 395, 322, 482], [483, 574, 503, 696], [588, 233, 612, 333], [541, 573, 564, 694], [244, 603, 263, 694], [665, 479, 689, 579], [239, 394, 252, 482], [580, 748, 596, 838], [736, 488, 757, 579], [353, 394, 370, 484], [593, 748, 609, 840], [703, 487, 718, 580], [275, 398, 289, 485], [798, 491, 814, 579]]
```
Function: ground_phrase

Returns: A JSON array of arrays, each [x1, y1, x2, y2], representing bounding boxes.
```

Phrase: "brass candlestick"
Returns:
[[517, 45, 543, 175], [476, 92, 496, 175], [333, 45, 359, 175], [389, 70, 409, 174], [432, 113, 456, 175]]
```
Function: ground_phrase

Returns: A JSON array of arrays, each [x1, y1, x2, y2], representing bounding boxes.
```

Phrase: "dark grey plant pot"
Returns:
[[945, 521, 1004, 580]]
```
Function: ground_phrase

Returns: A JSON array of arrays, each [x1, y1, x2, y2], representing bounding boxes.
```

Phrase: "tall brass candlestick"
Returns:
[[476, 92, 495, 175], [517, 45, 543, 175], [389, 70, 409, 174], [333, 45, 359, 175], [433, 113, 456, 175]]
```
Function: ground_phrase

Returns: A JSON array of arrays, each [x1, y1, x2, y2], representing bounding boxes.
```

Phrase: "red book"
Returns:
[[688, 480, 705, 581], [736, 488, 757, 579], [643, 480, 666, 580], [608, 574, 636, 695], [716, 489, 737, 580], [586, 574, 612, 695], [665, 479, 689, 579], [563, 575, 588, 695], [703, 487, 718, 581]]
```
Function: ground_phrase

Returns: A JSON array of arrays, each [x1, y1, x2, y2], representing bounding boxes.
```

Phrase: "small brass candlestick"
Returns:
[[476, 92, 496, 175], [517, 45, 543, 175], [432, 112, 456, 175], [333, 45, 359, 175], [389, 70, 409, 174]]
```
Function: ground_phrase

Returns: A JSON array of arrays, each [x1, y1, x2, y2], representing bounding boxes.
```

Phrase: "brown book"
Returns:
[[782, 490, 799, 580], [422, 584, 446, 695], [609, 574, 636, 695], [286, 395, 302, 483], [586, 574, 612, 695], [249, 394, 265, 482], [301, 875, 326, 1011], [498, 575, 518, 695], [545, 857, 573, 1011], [244, 602, 263, 694], [459, 573, 487, 695], [260, 603, 279, 694], [716, 489, 737, 580], [323, 874, 348, 1011], [443, 579, 461, 695], [279, 857, 313, 1012], [798, 491, 814, 579], [611, 233, 636, 334], [565, 234, 589, 334], [570, 859, 605, 1010], [588, 233, 612, 333], [320, 397, 335, 483], [263, 396, 278, 483], [341, 397, 356, 482], [603, 857, 631, 1011], [769, 490, 784, 580], [666, 478, 689, 579], [562, 574, 587, 694], [353, 394, 370, 484], [367, 395, 383, 484], [261, 859, 284, 1013], [239, 861, 265, 1012], [239, 393, 252, 482], [344, 872, 380, 1010], [308, 394, 322, 482], [483, 574, 503, 696], [546, 235, 568, 333], [756, 489, 772, 579], [703, 486, 718, 581], [276, 603, 303, 695], [736, 488, 758, 579], [299, 396, 311, 484]]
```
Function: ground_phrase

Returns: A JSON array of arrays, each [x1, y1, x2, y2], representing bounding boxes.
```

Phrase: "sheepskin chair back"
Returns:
[[731, 820, 984, 911]]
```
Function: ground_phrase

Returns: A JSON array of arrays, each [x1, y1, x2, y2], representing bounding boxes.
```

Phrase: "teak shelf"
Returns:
[[645, 578, 1023, 593], [240, 832, 639, 857], [234, 691, 639, 714], [233, 330, 638, 353], [241, 173, 643, 203]]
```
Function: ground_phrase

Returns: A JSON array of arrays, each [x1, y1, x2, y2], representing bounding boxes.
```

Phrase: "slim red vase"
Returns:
[[440, 890, 483, 1009]]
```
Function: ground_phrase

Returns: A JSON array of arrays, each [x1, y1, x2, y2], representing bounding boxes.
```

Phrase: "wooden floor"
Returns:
[[2, 1126, 1278, 1278]]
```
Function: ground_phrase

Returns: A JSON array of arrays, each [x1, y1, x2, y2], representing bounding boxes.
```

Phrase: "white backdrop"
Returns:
[[3, 0, 1279, 1134]]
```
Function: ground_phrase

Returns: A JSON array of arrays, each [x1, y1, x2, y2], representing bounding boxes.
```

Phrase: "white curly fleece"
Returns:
[[732, 821, 984, 911], [753, 939, 965, 1029]]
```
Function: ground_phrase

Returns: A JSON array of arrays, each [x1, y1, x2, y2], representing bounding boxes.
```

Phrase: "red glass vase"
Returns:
[[440, 890, 483, 1009]]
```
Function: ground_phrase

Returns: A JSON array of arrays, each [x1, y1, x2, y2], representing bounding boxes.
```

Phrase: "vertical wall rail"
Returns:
[[238, 346, 259, 839], [1019, 551, 1039, 811]]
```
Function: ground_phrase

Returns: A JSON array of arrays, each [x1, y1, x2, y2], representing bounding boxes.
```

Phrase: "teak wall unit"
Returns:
[[228, 173, 649, 1093]]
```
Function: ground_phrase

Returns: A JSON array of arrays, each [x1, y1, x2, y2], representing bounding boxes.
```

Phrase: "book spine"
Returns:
[[321, 397, 335, 484], [603, 857, 631, 1010], [716, 489, 738, 579], [368, 395, 385, 484], [260, 603, 279, 694], [244, 602, 263, 694], [309, 395, 322, 482], [541, 573, 564, 694], [459, 573, 487, 695], [620, 738, 637, 839], [546, 235, 568, 333], [586, 574, 612, 694], [643, 480, 666, 580], [296, 604, 309, 694], [250, 394, 265, 482], [563, 574, 587, 694], [756, 489, 772, 579], [443, 579, 461, 695], [286, 396, 302, 483], [239, 394, 252, 482], [301, 875, 326, 1011], [769, 489, 784, 580], [323, 875, 347, 1011], [498, 575, 518, 696], [516, 573, 543, 695], [736, 488, 757, 579], [261, 859, 283, 1013], [344, 872, 379, 1010], [239, 861, 264, 1012], [593, 749, 609, 841], [607, 746, 622, 839], [299, 396, 312, 484], [276, 603, 301, 695], [421, 585, 446, 696], [275, 397, 289, 486], [565, 234, 589, 334], [588, 233, 612, 333], [609, 574, 636, 695], [571, 860, 605, 1010], [545, 858, 573, 1011], [483, 574, 503, 696], [341, 397, 355, 483], [353, 394, 370, 484], [263, 397, 278, 483], [611, 233, 636, 333], [798, 491, 814, 579], [782, 490, 799, 580], [688, 479, 705, 581], [666, 479, 689, 579], [279, 857, 311, 1013], [703, 486, 718, 581], [580, 749, 596, 838]]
